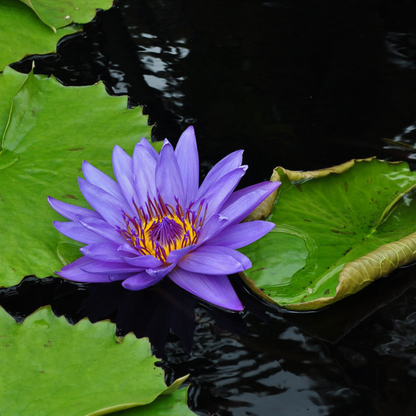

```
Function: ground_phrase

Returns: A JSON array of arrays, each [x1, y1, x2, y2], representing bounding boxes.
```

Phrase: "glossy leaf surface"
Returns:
[[0, 0, 78, 70], [0, 68, 152, 287], [111, 388, 194, 416], [19, 0, 113, 30], [0, 66, 28, 138], [240, 159, 416, 310], [0, 306, 190, 415]]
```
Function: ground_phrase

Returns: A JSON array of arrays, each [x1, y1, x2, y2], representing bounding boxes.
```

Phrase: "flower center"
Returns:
[[148, 216, 184, 247], [118, 194, 207, 263]]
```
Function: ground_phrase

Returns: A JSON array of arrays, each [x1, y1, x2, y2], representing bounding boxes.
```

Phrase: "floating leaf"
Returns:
[[0, 0, 78, 70], [18, 0, 114, 31], [0, 68, 153, 287], [0, 306, 190, 415], [245, 159, 359, 222], [111, 388, 195, 416], [0, 67, 29, 138], [240, 158, 416, 310]]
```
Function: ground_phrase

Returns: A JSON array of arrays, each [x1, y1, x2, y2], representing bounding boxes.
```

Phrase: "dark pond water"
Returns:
[[4, 0, 416, 414]]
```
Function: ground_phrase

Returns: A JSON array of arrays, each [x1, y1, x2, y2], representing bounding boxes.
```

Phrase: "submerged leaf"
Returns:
[[240, 158, 416, 310]]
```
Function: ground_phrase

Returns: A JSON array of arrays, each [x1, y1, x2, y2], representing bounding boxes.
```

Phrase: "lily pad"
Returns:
[[0, 0, 78, 71], [19, 0, 114, 31], [0, 68, 153, 288], [240, 158, 416, 310], [0, 66, 28, 139], [0, 306, 189, 415], [111, 388, 195, 416]]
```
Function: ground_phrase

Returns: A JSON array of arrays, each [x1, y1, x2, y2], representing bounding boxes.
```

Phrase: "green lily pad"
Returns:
[[0, 306, 189, 415], [0, 0, 79, 71], [111, 388, 195, 416], [240, 158, 416, 310], [0, 67, 29, 138], [0, 68, 153, 288], [19, 0, 114, 31]]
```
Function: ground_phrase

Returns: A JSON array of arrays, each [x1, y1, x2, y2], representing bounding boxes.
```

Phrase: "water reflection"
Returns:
[[0, 275, 249, 357], [11, 0, 416, 180], [163, 266, 416, 415], [385, 32, 416, 70], [383, 120, 416, 161], [80, 278, 250, 356]]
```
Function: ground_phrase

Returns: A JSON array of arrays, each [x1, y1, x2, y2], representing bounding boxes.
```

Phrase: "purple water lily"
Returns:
[[48, 127, 280, 311]]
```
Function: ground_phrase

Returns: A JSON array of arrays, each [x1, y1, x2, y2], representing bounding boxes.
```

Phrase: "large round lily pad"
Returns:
[[240, 159, 416, 310]]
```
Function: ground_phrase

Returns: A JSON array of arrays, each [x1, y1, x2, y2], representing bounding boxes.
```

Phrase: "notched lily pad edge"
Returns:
[[87, 376, 190, 416], [2, 304, 191, 415]]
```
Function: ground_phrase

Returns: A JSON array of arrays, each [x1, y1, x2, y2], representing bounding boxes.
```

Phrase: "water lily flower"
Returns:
[[48, 127, 280, 311]]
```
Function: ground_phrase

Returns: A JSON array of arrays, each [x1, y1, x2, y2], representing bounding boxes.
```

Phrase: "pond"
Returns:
[[3, 0, 416, 415]]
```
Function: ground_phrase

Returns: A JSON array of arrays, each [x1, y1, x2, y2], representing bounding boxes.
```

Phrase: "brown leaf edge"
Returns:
[[285, 231, 416, 310], [241, 157, 411, 309], [245, 157, 379, 221]]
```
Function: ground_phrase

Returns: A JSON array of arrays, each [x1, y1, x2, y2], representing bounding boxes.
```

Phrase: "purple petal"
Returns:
[[145, 262, 176, 279], [112, 145, 138, 212], [57, 256, 112, 283], [47, 196, 101, 222], [121, 255, 163, 268], [80, 242, 124, 262], [78, 178, 131, 228], [132, 141, 157, 207], [122, 271, 164, 290], [53, 221, 107, 245], [81, 260, 143, 274], [194, 167, 247, 220], [76, 215, 126, 245], [196, 150, 243, 199], [205, 221, 275, 249], [168, 268, 243, 311], [220, 181, 281, 225], [197, 213, 230, 244], [138, 137, 160, 161], [119, 242, 140, 255], [109, 273, 137, 282], [175, 126, 199, 205], [156, 140, 185, 206], [177, 245, 251, 275], [82, 161, 127, 202], [166, 245, 196, 264]]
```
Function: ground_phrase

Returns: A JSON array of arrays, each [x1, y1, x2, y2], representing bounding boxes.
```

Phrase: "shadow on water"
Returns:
[[6, 0, 416, 414]]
